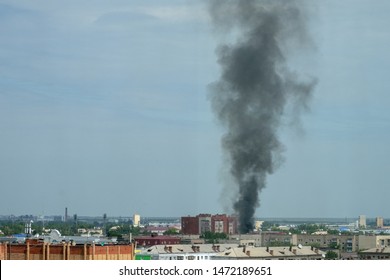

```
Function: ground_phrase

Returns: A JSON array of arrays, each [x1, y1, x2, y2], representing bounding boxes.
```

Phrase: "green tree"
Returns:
[[0, 222, 25, 235], [325, 251, 339, 260], [163, 228, 179, 235], [260, 221, 274, 231], [327, 229, 340, 235], [200, 231, 228, 243]]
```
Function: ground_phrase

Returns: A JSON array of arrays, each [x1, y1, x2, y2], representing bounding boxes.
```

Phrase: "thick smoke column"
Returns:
[[209, 0, 316, 233]]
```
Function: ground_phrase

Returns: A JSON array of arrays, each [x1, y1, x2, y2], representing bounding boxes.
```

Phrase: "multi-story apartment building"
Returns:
[[359, 235, 390, 250], [261, 232, 293, 247], [376, 217, 384, 228], [359, 215, 367, 228], [261, 232, 359, 252], [212, 245, 325, 260], [181, 214, 238, 235], [295, 234, 358, 252], [261, 232, 390, 252]]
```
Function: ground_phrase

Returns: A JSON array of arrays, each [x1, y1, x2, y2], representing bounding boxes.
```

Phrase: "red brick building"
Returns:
[[134, 235, 181, 247], [212, 214, 237, 234], [181, 214, 237, 235], [0, 239, 134, 260], [181, 215, 205, 235]]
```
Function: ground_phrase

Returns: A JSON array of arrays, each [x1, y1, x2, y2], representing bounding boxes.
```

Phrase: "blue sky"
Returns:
[[1, 0, 390, 219]]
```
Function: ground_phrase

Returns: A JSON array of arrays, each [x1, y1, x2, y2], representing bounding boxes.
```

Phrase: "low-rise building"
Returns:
[[0, 239, 134, 260], [261, 232, 293, 247], [134, 235, 181, 247], [261, 232, 390, 252], [229, 234, 262, 247], [137, 244, 238, 260], [212, 245, 325, 260], [359, 247, 390, 260], [78, 227, 103, 236], [41, 229, 117, 245], [145, 226, 180, 236], [261, 232, 359, 252], [295, 234, 358, 252]]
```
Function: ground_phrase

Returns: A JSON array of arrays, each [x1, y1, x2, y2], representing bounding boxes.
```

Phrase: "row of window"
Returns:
[[161, 255, 210, 260]]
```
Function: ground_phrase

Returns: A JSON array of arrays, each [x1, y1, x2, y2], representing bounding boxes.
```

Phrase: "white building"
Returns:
[[359, 215, 366, 228], [133, 214, 140, 227], [137, 244, 238, 260]]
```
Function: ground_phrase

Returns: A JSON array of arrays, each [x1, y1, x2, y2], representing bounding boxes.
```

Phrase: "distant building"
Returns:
[[376, 217, 384, 228], [77, 227, 103, 236], [181, 214, 238, 235], [133, 214, 140, 227], [64, 207, 68, 222], [359, 215, 366, 228], [254, 221, 264, 231], [147, 224, 180, 235], [52, 216, 63, 222]]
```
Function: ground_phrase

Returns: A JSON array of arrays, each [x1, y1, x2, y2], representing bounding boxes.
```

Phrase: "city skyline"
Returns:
[[1, 0, 390, 218]]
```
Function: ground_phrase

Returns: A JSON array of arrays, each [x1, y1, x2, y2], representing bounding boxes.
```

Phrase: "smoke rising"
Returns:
[[209, 0, 316, 233]]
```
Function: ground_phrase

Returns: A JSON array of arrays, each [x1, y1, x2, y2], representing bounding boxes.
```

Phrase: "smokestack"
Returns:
[[209, 0, 316, 233], [65, 207, 68, 222]]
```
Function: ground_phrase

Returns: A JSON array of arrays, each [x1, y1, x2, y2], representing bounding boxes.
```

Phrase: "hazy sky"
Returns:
[[1, 0, 390, 219]]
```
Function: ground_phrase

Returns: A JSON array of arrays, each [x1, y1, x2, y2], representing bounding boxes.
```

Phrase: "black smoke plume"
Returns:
[[209, 0, 316, 233]]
